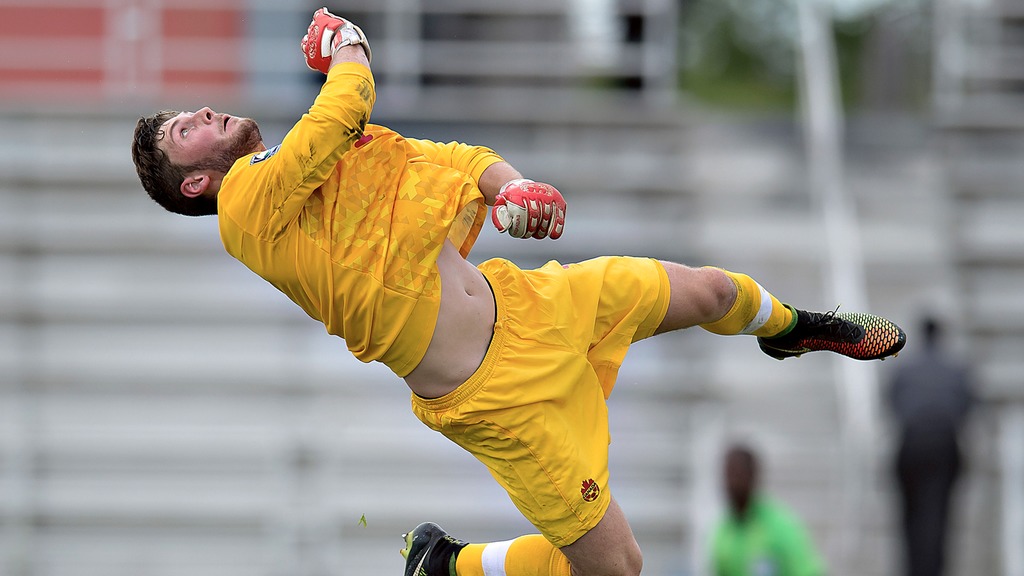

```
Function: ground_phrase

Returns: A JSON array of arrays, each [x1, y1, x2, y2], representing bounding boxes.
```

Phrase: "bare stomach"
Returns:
[[403, 241, 495, 399]]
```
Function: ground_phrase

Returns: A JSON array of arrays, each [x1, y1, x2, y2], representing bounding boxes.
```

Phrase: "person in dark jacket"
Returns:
[[887, 315, 974, 576]]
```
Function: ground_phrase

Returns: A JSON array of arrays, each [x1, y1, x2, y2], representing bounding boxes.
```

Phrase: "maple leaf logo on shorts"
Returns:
[[581, 478, 600, 502]]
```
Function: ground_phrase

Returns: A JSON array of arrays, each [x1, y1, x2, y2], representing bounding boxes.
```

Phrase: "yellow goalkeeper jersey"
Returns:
[[217, 63, 504, 376]]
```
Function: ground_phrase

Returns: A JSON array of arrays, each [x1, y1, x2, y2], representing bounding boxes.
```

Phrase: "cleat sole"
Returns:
[[400, 531, 413, 559]]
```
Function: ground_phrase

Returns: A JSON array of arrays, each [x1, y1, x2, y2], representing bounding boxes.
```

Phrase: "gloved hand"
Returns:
[[491, 179, 566, 239], [301, 7, 371, 74]]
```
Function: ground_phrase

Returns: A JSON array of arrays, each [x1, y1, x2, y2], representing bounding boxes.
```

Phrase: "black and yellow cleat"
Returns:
[[758, 307, 906, 361], [400, 522, 465, 576]]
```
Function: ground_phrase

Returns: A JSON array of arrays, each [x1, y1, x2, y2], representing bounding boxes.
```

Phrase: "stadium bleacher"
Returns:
[[1, 1, 1018, 575]]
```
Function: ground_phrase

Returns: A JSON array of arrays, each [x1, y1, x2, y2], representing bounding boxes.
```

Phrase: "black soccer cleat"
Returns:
[[757, 306, 906, 361], [400, 522, 465, 576]]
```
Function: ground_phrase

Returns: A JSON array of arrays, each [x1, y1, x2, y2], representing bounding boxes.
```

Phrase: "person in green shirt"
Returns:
[[711, 443, 826, 576]]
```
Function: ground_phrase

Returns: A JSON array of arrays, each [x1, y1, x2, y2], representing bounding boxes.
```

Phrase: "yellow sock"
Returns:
[[456, 535, 571, 576], [700, 268, 794, 338]]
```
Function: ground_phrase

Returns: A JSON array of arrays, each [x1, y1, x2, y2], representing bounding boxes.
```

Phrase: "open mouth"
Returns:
[[223, 115, 230, 130]]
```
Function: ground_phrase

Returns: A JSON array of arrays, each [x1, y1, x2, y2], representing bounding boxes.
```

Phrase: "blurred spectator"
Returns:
[[710, 443, 826, 576], [887, 315, 974, 576]]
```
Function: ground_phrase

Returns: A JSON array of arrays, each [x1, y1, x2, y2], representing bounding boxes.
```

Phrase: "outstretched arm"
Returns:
[[477, 162, 523, 205], [401, 139, 567, 239], [454, 159, 568, 240]]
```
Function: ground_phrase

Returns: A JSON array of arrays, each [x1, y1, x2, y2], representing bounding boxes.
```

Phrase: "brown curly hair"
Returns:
[[131, 111, 218, 217]]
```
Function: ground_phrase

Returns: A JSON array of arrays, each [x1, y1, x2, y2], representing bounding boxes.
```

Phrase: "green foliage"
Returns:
[[678, 0, 878, 111], [681, 8, 797, 109]]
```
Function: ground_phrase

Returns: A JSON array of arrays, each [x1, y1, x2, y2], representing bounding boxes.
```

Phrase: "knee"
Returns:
[[699, 267, 738, 320], [664, 263, 735, 322], [656, 263, 738, 331]]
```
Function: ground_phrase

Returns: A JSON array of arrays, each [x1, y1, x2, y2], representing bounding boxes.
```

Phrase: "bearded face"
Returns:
[[157, 108, 265, 175], [188, 116, 264, 174]]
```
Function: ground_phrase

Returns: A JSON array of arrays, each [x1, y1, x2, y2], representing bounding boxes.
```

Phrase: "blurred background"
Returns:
[[0, 0, 1021, 575]]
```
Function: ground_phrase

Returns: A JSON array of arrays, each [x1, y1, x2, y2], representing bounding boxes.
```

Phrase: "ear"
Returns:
[[180, 174, 209, 199]]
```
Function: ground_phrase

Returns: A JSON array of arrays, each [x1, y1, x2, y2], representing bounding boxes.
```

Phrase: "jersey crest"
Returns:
[[250, 145, 281, 165]]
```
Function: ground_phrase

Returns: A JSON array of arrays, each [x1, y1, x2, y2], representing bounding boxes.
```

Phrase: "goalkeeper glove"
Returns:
[[301, 7, 371, 74], [491, 179, 566, 240]]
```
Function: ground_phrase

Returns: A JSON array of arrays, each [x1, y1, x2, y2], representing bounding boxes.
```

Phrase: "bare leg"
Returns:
[[559, 497, 642, 576], [654, 262, 736, 334]]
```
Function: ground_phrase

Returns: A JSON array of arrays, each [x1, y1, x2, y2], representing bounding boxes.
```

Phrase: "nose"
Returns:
[[196, 107, 215, 124]]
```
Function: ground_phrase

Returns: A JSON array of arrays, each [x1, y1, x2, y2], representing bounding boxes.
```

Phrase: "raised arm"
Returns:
[[249, 12, 373, 234]]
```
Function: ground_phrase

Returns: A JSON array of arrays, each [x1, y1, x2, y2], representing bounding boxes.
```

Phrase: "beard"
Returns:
[[195, 117, 263, 174]]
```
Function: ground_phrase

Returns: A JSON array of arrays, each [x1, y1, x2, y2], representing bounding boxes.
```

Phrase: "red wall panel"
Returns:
[[0, 2, 245, 104]]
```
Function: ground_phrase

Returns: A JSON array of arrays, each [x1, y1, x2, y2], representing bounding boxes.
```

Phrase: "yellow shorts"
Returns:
[[410, 256, 670, 547]]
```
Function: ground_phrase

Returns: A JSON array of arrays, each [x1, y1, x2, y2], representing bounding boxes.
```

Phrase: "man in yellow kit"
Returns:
[[131, 9, 905, 576]]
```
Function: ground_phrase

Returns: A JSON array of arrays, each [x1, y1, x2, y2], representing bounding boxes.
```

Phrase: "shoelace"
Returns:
[[803, 306, 862, 342]]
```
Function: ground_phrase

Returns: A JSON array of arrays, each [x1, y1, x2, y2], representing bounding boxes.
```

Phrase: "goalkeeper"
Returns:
[[130, 8, 905, 576]]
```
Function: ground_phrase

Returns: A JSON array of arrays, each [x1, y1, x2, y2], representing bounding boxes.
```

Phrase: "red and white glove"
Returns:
[[491, 179, 566, 239], [301, 8, 371, 74]]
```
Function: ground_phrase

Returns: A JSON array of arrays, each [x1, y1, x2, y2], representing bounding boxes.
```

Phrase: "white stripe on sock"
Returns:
[[740, 282, 773, 335], [481, 539, 515, 576]]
